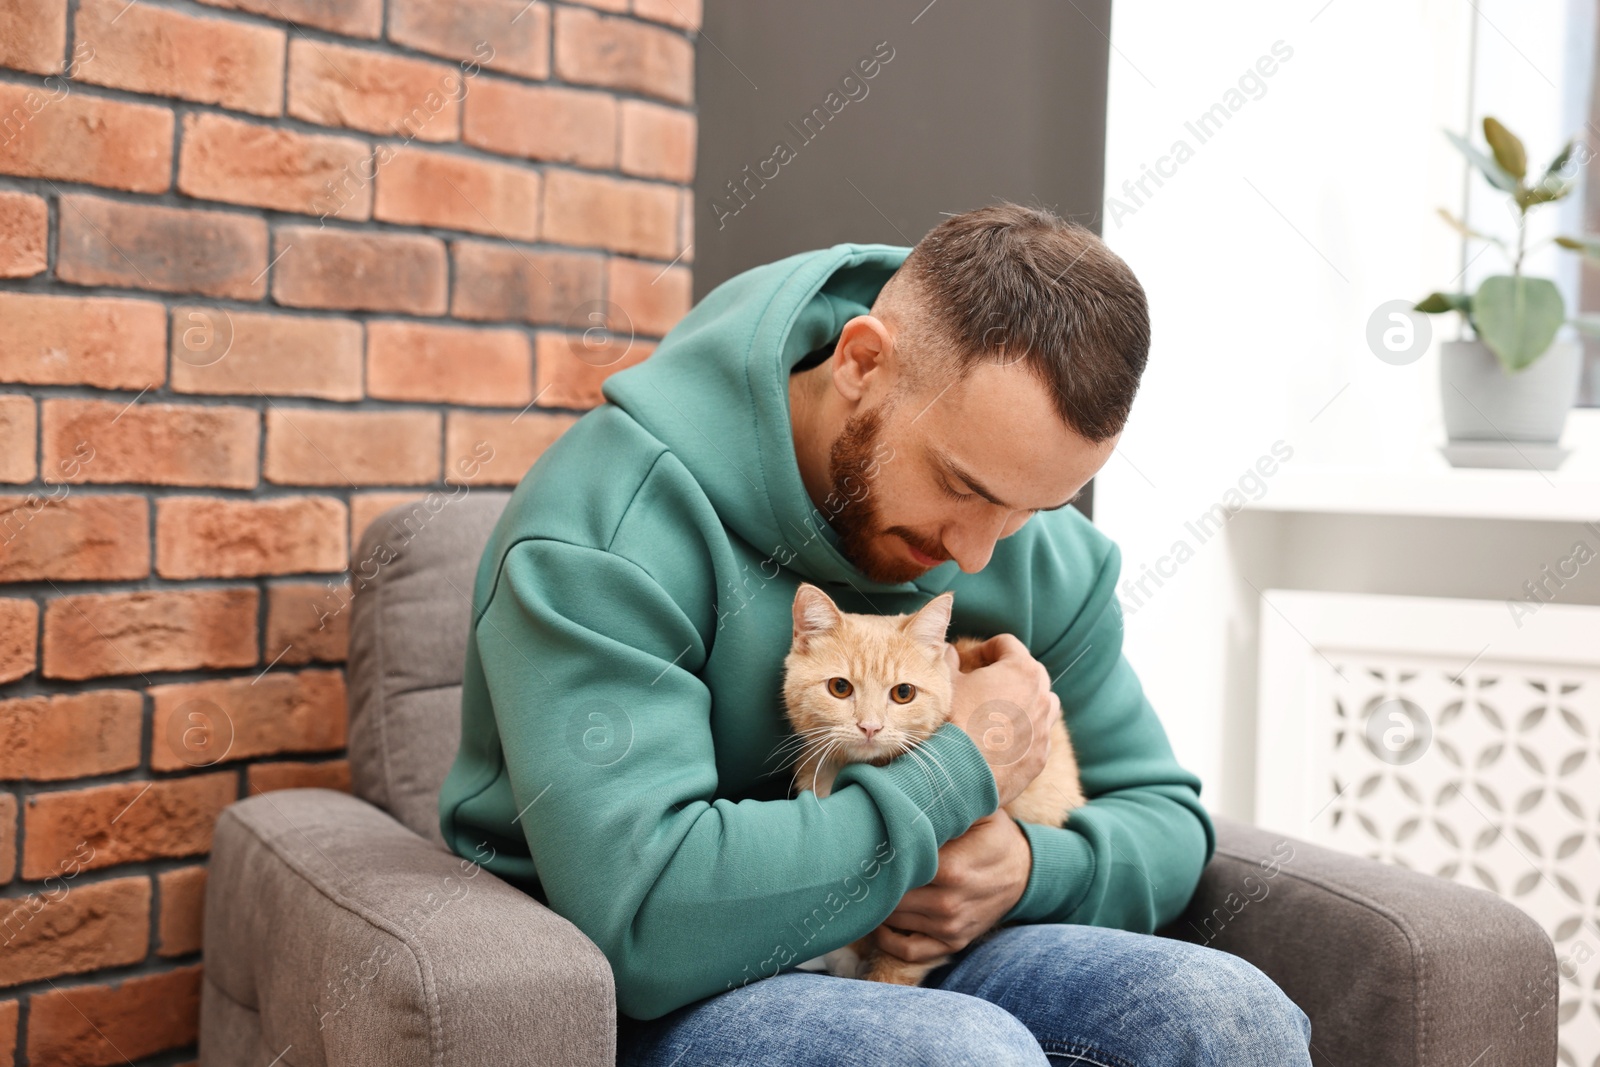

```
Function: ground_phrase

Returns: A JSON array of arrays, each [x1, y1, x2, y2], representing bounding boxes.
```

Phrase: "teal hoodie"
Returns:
[[438, 242, 1215, 1021]]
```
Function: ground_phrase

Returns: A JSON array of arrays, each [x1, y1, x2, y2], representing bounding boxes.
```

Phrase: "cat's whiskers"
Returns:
[[807, 736, 850, 795], [764, 725, 837, 768], [901, 744, 961, 798]]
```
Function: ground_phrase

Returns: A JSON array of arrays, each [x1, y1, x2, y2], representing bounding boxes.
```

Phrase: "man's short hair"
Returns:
[[879, 202, 1150, 443]]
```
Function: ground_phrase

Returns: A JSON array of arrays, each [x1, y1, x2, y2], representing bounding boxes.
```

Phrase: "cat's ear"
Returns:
[[791, 583, 843, 651], [900, 592, 953, 652]]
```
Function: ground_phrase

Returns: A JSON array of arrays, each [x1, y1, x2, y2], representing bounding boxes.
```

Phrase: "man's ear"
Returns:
[[830, 315, 893, 403], [792, 583, 843, 652], [900, 592, 953, 653]]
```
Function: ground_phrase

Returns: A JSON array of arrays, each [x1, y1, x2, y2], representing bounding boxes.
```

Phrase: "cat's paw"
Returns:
[[821, 944, 864, 979]]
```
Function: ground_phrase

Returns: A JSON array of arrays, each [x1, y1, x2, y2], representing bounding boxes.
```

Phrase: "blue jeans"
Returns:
[[616, 924, 1312, 1066]]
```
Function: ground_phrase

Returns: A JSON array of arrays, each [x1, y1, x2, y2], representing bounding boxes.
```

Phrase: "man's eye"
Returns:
[[939, 477, 974, 502]]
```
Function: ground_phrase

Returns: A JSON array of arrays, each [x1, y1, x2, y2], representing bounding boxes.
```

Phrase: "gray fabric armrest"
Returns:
[[200, 788, 615, 1067], [1161, 816, 1557, 1067]]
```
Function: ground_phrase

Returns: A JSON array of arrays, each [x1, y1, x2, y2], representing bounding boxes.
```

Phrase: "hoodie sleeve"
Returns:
[[999, 542, 1216, 930], [474, 537, 1000, 1021]]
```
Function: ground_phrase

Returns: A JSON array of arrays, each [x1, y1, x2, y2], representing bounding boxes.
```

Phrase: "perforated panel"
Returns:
[[1312, 651, 1600, 1064]]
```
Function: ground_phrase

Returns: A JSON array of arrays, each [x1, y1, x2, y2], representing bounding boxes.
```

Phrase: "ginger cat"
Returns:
[[780, 582, 1086, 987]]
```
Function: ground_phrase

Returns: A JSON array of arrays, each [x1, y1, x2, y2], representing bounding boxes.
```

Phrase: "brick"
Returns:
[[157, 496, 347, 579], [0, 690, 142, 781], [445, 411, 576, 486], [450, 241, 604, 324], [620, 100, 694, 182], [42, 588, 258, 681], [26, 963, 201, 1063], [75, 0, 285, 115], [0, 190, 46, 277], [0, 494, 150, 582], [634, 0, 700, 31], [157, 867, 206, 958], [0, 83, 172, 192], [248, 758, 352, 795], [367, 320, 532, 406], [42, 399, 259, 489], [149, 670, 345, 772], [287, 38, 462, 142], [0, 877, 148, 988], [24, 775, 235, 878], [271, 226, 447, 314], [543, 170, 678, 258], [170, 307, 362, 401], [196, 0, 379, 38], [266, 581, 350, 666], [349, 492, 420, 545], [0, 599, 35, 685], [389, 0, 547, 80], [374, 147, 540, 240], [535, 332, 651, 409], [0, 794, 14, 883], [313, 161, 382, 227], [463, 79, 615, 168], [57, 194, 267, 300], [607, 257, 691, 337], [0, 0, 67, 74], [678, 186, 693, 263], [0, 293, 167, 389], [178, 112, 371, 219], [0, 396, 34, 483], [264, 408, 441, 486], [553, 6, 692, 105]]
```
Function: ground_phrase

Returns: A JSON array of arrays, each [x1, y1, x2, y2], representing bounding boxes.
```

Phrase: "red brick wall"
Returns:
[[0, 0, 696, 1057]]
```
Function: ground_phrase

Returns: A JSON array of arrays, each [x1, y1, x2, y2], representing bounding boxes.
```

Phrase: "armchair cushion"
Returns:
[[1162, 815, 1557, 1066], [201, 787, 614, 1067], [345, 491, 511, 846]]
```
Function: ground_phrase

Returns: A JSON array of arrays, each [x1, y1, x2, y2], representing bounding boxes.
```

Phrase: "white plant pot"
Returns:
[[1439, 338, 1580, 444]]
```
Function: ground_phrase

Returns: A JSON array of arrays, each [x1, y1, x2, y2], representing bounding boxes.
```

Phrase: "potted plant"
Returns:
[[1414, 117, 1594, 463]]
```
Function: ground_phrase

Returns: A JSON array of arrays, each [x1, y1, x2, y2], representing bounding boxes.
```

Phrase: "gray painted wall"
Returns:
[[693, 0, 1114, 291]]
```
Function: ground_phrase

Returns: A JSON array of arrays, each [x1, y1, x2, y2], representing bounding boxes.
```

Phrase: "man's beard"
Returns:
[[824, 399, 944, 584]]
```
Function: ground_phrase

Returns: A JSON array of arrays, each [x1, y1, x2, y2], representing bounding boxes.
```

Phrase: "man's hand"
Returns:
[[944, 636, 1061, 808], [870, 811, 1032, 963]]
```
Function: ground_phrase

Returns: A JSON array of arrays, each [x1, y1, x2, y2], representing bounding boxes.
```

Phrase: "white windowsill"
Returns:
[[1240, 409, 1600, 523]]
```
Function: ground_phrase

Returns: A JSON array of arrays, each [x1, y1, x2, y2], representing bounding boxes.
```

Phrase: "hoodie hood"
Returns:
[[601, 242, 955, 595]]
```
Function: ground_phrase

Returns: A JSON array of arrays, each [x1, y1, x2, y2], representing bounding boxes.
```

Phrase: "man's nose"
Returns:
[[944, 525, 1001, 573], [945, 509, 1026, 572]]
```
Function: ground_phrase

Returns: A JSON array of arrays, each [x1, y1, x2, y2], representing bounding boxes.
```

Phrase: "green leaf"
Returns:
[[1435, 207, 1506, 246], [1482, 117, 1528, 180], [1415, 291, 1472, 314], [1556, 234, 1600, 259], [1473, 274, 1565, 372], [1445, 129, 1518, 192], [1517, 137, 1580, 208], [1520, 179, 1574, 208], [1543, 138, 1576, 181]]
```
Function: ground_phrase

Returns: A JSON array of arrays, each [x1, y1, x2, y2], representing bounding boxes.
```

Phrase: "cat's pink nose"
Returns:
[[858, 723, 881, 741]]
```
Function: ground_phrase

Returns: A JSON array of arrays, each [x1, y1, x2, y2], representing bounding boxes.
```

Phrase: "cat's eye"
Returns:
[[826, 677, 854, 698], [889, 683, 917, 704]]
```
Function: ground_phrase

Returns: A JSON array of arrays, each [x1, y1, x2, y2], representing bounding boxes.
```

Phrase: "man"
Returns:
[[438, 203, 1313, 1064]]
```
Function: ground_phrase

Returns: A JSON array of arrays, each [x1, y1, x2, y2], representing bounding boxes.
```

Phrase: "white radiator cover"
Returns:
[[1256, 590, 1600, 1064]]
